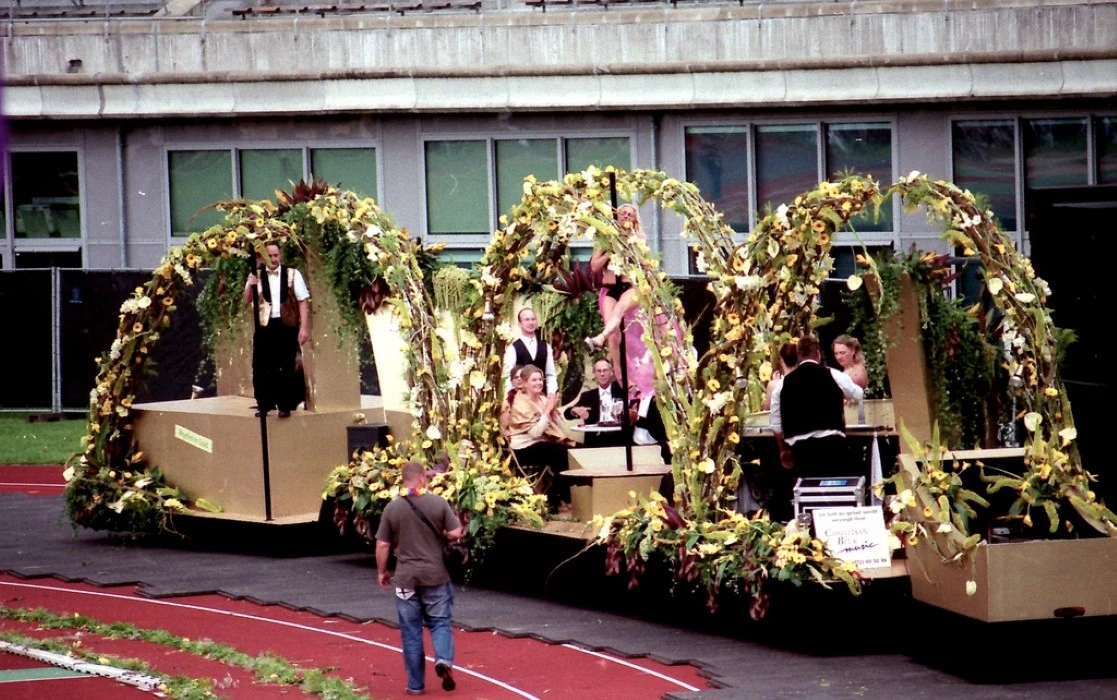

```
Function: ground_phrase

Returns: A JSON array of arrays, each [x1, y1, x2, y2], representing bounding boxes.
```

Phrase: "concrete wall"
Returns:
[[4, 1, 1116, 118]]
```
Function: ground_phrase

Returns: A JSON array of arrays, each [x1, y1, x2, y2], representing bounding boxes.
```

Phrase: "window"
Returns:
[[425, 140, 490, 235], [496, 139, 558, 219], [565, 137, 631, 173], [240, 149, 302, 202], [14, 250, 83, 269], [755, 125, 819, 216], [952, 120, 1018, 231], [169, 147, 379, 238], [1097, 117, 1117, 184], [684, 126, 750, 232], [169, 150, 233, 237], [1024, 118, 1088, 189], [310, 148, 377, 198], [11, 152, 81, 240], [826, 123, 893, 233], [424, 135, 633, 237]]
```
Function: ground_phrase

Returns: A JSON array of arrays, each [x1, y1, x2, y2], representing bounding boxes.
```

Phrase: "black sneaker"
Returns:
[[435, 661, 455, 691], [277, 410, 291, 418]]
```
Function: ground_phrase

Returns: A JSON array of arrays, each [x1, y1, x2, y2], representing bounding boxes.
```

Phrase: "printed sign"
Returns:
[[811, 506, 891, 569], [174, 424, 213, 454]]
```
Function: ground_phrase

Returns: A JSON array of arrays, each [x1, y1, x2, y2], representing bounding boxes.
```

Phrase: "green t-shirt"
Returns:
[[376, 493, 461, 589]]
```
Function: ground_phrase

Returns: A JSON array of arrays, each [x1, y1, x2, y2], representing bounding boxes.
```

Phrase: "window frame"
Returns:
[[3, 147, 86, 270], [680, 117, 899, 276], [420, 132, 636, 254], [165, 142, 381, 244]]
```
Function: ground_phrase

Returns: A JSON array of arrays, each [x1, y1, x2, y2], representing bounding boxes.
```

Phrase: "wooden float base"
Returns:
[[133, 395, 384, 524]]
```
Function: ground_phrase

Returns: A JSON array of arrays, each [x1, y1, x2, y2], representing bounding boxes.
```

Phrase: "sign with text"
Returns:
[[811, 506, 891, 569], [174, 424, 213, 454]]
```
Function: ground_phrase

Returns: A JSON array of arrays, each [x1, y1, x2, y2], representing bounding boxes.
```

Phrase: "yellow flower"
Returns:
[[162, 297, 174, 306], [811, 220, 826, 233]]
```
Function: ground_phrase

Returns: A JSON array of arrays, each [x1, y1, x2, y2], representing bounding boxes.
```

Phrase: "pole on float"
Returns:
[[249, 257, 274, 521], [608, 172, 635, 473]]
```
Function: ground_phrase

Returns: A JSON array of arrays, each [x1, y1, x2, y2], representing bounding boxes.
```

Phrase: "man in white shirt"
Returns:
[[243, 242, 310, 418], [770, 335, 863, 478], [502, 307, 558, 396]]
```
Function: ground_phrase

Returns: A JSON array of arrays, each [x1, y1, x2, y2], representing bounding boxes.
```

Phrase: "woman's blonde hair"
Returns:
[[833, 334, 863, 362]]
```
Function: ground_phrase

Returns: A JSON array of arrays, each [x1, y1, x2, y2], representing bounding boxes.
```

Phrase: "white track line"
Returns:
[[2, 580, 704, 693], [0, 581, 537, 699], [561, 643, 701, 692]]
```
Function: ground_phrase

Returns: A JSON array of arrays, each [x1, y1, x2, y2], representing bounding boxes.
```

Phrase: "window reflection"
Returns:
[[952, 120, 1017, 231], [11, 152, 81, 240]]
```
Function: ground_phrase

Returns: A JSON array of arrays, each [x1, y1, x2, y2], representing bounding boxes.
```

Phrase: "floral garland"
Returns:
[[65, 185, 447, 533], [882, 173, 1117, 541]]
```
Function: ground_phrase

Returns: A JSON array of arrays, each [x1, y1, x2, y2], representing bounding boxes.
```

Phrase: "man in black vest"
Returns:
[[566, 359, 626, 447], [243, 243, 310, 418], [770, 336, 863, 479], [502, 307, 557, 396]]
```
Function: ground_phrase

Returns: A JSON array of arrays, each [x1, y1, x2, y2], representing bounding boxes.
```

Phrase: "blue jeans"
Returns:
[[395, 582, 455, 693]]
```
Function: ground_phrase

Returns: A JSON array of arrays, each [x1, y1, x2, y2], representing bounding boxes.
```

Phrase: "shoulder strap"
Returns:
[[404, 496, 446, 543]]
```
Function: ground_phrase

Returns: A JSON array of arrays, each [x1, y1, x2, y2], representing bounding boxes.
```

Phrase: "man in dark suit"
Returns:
[[771, 335, 864, 480], [566, 359, 627, 447]]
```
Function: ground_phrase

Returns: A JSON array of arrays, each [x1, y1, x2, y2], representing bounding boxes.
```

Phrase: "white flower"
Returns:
[[1013, 292, 1036, 304], [846, 275, 863, 291], [137, 296, 151, 309], [775, 203, 790, 227], [966, 580, 978, 596], [109, 338, 123, 361], [699, 458, 716, 474], [1023, 412, 1043, 432], [986, 277, 1004, 295], [1058, 426, 1078, 445], [734, 275, 762, 291], [695, 252, 708, 273], [481, 266, 499, 288], [906, 170, 922, 181], [936, 522, 953, 533], [702, 392, 730, 415], [495, 322, 515, 341], [426, 425, 442, 441], [468, 371, 486, 390]]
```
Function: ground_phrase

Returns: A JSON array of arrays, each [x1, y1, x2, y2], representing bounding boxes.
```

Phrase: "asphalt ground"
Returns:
[[2, 465, 1117, 699]]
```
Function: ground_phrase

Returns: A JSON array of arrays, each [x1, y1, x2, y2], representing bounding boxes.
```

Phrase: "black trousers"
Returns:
[[252, 322, 300, 412], [513, 441, 571, 509], [790, 434, 851, 480]]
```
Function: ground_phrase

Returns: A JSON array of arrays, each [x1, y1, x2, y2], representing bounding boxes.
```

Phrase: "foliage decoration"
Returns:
[[1, 605, 373, 699], [880, 173, 1117, 537], [64, 183, 432, 534]]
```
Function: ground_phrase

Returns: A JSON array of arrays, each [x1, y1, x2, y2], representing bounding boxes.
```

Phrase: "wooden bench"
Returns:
[[559, 446, 671, 521]]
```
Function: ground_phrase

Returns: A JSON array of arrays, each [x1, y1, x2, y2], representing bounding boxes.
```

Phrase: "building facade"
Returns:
[[3, 0, 1116, 274]]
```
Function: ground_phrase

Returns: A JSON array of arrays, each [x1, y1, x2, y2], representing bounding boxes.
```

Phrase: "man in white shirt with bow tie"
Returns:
[[565, 359, 626, 447], [502, 307, 557, 397], [243, 242, 310, 418]]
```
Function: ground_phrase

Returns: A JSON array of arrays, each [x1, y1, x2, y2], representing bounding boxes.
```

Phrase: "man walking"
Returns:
[[502, 307, 558, 396], [376, 461, 463, 695], [243, 242, 310, 417]]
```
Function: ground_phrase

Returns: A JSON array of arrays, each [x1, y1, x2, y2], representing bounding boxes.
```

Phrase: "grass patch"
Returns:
[[0, 413, 85, 465]]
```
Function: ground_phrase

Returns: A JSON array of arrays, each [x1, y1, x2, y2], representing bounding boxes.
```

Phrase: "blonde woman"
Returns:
[[506, 366, 573, 512], [832, 334, 869, 390], [584, 204, 645, 372]]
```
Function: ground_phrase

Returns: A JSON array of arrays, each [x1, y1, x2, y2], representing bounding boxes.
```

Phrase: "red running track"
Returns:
[[0, 467, 711, 699]]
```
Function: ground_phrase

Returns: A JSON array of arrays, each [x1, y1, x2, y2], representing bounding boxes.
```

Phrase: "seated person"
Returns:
[[771, 336, 864, 481], [832, 334, 869, 390], [500, 364, 529, 434], [630, 391, 671, 466], [506, 365, 575, 513], [565, 359, 627, 447], [763, 341, 800, 411]]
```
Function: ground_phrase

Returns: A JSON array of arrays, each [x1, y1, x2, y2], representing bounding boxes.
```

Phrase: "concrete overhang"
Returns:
[[5, 58, 1116, 118]]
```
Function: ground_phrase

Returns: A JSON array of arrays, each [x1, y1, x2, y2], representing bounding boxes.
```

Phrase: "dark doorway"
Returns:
[[1027, 185, 1115, 504]]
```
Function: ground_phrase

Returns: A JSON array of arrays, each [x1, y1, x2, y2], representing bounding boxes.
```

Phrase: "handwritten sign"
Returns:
[[174, 424, 213, 454], [810, 506, 891, 569]]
